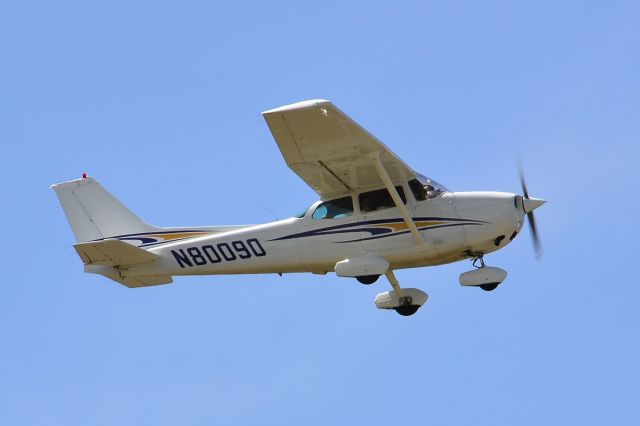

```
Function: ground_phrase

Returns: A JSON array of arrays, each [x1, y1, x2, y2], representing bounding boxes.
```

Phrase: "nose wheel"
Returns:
[[480, 283, 499, 292]]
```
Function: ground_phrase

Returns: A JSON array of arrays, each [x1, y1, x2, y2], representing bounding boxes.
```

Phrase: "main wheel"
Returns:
[[394, 305, 421, 316], [356, 275, 380, 285], [480, 283, 499, 291]]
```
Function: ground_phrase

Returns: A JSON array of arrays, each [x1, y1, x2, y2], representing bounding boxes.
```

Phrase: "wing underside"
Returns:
[[262, 100, 417, 198]]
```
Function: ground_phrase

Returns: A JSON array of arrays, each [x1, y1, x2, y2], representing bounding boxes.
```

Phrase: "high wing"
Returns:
[[262, 100, 417, 199]]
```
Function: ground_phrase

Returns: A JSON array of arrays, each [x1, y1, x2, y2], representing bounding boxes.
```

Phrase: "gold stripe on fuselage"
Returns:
[[146, 231, 212, 241]]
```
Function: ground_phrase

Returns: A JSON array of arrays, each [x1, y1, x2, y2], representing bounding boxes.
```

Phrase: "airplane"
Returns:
[[52, 99, 545, 316]]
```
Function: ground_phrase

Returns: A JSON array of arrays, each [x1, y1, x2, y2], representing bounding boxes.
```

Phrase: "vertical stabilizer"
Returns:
[[51, 177, 155, 242]]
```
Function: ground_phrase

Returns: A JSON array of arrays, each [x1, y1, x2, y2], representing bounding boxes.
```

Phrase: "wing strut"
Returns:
[[370, 152, 428, 252]]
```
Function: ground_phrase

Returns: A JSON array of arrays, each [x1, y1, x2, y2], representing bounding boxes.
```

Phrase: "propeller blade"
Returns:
[[527, 211, 543, 259], [518, 163, 543, 259], [518, 164, 530, 199]]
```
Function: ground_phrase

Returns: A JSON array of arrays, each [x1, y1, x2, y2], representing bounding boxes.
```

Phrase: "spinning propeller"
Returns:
[[518, 166, 545, 259]]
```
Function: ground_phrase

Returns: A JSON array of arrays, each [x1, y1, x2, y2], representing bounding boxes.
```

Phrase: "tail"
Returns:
[[52, 176, 173, 287], [51, 176, 155, 243], [52, 175, 247, 288]]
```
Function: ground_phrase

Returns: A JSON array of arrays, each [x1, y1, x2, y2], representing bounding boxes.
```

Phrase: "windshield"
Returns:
[[417, 173, 449, 198]]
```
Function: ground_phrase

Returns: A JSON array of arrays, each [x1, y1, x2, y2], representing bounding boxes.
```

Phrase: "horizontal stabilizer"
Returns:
[[75, 239, 159, 266], [84, 264, 172, 288], [118, 275, 172, 288]]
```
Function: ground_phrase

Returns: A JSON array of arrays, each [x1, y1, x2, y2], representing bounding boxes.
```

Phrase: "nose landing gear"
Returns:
[[472, 255, 486, 269], [473, 257, 498, 291], [459, 255, 508, 291]]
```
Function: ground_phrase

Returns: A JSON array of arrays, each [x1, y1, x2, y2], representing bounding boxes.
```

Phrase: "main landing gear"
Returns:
[[356, 275, 380, 285], [374, 270, 428, 316]]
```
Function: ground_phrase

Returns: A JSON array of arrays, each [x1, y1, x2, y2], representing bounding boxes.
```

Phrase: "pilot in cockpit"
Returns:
[[425, 184, 436, 199]]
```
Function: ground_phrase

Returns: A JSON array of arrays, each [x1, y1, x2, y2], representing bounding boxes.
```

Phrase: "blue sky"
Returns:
[[1, 1, 638, 424]]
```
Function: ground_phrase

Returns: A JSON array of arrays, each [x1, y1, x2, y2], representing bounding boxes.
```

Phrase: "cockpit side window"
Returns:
[[359, 186, 406, 213], [416, 174, 449, 199], [409, 179, 427, 201], [312, 196, 354, 220]]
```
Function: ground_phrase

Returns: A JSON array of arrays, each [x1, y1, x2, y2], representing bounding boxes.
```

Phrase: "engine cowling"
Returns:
[[459, 266, 507, 287]]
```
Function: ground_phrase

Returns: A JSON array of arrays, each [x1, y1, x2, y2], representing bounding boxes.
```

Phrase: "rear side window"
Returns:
[[359, 186, 406, 213], [312, 196, 354, 219]]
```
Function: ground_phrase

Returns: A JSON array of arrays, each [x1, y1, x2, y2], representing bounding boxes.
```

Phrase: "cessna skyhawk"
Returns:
[[52, 99, 545, 316]]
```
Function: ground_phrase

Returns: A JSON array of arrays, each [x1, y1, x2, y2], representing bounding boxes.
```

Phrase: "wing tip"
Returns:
[[262, 99, 331, 115]]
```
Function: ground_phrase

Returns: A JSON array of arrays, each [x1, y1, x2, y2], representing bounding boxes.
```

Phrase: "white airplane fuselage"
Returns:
[[54, 99, 546, 315], [121, 190, 524, 280]]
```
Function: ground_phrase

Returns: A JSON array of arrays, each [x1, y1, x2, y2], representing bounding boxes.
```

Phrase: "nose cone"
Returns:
[[522, 197, 546, 213]]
